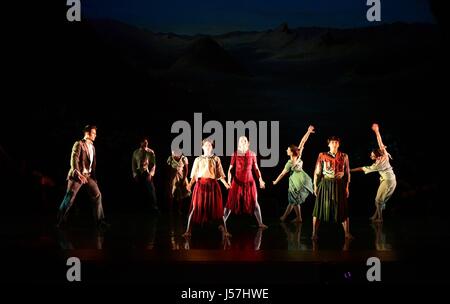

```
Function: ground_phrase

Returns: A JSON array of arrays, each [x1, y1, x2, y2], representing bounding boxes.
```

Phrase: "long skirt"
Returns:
[[313, 178, 348, 223], [190, 178, 224, 224]]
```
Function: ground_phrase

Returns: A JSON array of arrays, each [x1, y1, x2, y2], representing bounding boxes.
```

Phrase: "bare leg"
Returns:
[[342, 218, 354, 239], [311, 216, 320, 240], [291, 205, 302, 223], [182, 208, 194, 237], [219, 217, 232, 238], [254, 202, 267, 228], [280, 204, 293, 222], [223, 207, 232, 222]]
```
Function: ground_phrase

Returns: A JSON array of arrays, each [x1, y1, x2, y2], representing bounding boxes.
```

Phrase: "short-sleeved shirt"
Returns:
[[315, 151, 350, 181]]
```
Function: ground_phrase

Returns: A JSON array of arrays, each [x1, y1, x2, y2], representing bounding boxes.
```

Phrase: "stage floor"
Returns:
[[2, 210, 450, 285]]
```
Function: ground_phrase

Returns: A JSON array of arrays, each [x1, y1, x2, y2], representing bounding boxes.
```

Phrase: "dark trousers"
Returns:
[[136, 172, 158, 210], [58, 177, 105, 224]]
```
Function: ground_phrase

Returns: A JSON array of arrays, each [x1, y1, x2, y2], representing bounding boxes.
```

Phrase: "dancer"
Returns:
[[167, 149, 190, 213], [351, 123, 396, 222], [182, 138, 230, 237], [224, 136, 267, 229], [132, 137, 159, 212], [56, 125, 109, 229], [312, 136, 352, 240], [273, 125, 315, 223]]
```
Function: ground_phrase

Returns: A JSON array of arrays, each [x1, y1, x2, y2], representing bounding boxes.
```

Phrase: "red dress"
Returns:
[[226, 150, 261, 215], [190, 155, 225, 224]]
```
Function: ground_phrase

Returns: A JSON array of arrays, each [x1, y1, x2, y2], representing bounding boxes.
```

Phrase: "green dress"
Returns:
[[284, 159, 313, 205]]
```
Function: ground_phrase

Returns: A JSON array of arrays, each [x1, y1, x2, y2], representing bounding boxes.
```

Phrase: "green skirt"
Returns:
[[313, 178, 348, 223]]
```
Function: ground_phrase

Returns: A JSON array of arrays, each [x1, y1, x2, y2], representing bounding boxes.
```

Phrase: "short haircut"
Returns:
[[202, 138, 215, 148], [83, 125, 97, 133], [327, 136, 341, 144]]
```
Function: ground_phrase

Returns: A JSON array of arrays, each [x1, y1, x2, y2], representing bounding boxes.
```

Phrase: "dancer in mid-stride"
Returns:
[[351, 123, 396, 223], [273, 125, 315, 223], [224, 136, 267, 229], [312, 136, 352, 240], [182, 138, 230, 237], [56, 125, 109, 229]]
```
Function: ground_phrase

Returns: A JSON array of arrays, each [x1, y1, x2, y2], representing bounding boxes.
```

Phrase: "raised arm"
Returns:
[[298, 125, 315, 158], [372, 123, 387, 154]]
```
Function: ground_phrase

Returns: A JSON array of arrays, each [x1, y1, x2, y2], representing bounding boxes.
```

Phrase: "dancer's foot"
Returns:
[[280, 216, 286, 222], [224, 231, 232, 238], [182, 231, 191, 238], [258, 223, 268, 229], [345, 233, 354, 240], [219, 225, 232, 237], [373, 218, 383, 223], [291, 217, 302, 223]]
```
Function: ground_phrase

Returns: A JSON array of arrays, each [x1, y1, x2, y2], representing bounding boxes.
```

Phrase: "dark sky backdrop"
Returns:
[[84, 0, 435, 34]]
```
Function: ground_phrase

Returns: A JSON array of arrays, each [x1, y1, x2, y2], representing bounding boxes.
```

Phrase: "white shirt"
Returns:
[[362, 154, 396, 181], [87, 142, 94, 172]]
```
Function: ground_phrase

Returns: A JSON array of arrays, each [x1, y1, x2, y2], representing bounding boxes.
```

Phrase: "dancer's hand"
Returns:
[[308, 125, 315, 133], [259, 179, 266, 189], [346, 186, 350, 198], [272, 180, 277, 186], [314, 185, 318, 196], [77, 172, 87, 184], [372, 123, 379, 133]]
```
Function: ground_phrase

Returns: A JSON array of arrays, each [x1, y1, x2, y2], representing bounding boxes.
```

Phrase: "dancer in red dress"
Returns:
[[224, 136, 267, 229], [182, 138, 230, 237]]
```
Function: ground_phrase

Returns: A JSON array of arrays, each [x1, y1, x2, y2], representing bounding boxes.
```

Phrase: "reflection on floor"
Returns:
[[1, 209, 449, 284]]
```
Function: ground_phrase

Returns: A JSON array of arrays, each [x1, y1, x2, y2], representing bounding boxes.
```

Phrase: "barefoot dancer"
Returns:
[[273, 126, 315, 223], [224, 136, 267, 229], [182, 138, 230, 237], [351, 123, 396, 222], [312, 136, 352, 240]]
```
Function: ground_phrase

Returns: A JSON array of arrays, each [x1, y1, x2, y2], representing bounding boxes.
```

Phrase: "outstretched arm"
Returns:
[[273, 169, 288, 185], [350, 167, 364, 172], [372, 123, 387, 154], [298, 125, 315, 158]]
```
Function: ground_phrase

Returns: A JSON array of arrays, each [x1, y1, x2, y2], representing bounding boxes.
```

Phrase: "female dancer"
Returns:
[[224, 136, 267, 229], [351, 123, 396, 222], [182, 138, 230, 237], [273, 126, 315, 223]]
